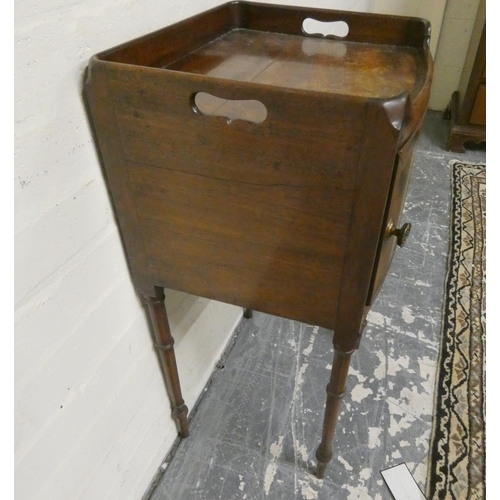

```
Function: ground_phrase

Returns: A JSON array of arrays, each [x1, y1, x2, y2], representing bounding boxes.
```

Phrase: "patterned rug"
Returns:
[[426, 161, 486, 499]]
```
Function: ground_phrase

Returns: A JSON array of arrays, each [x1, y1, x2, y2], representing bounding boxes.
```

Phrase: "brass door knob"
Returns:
[[386, 220, 412, 247]]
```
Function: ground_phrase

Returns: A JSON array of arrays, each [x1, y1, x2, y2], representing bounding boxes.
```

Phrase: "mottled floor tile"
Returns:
[[146, 111, 486, 500]]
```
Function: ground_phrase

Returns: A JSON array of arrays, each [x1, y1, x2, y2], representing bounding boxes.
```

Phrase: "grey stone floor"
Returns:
[[146, 111, 486, 500]]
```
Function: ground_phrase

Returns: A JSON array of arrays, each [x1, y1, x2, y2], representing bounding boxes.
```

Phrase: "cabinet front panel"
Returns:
[[367, 132, 419, 304]]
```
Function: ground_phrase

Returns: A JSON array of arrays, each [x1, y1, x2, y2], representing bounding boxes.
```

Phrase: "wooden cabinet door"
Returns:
[[367, 133, 418, 304]]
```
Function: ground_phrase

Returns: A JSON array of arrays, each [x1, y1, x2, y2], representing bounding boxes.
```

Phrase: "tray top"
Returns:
[[165, 29, 419, 99]]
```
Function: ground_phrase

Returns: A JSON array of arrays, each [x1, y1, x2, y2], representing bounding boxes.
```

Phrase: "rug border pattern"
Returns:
[[426, 160, 486, 500]]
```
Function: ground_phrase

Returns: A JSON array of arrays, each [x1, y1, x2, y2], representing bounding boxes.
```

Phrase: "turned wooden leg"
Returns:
[[243, 308, 253, 319], [143, 287, 189, 438], [315, 347, 354, 479]]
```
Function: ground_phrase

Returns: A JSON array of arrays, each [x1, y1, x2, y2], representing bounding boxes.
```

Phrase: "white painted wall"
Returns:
[[15, 1, 242, 499], [429, 0, 484, 110], [14, 1, 446, 499]]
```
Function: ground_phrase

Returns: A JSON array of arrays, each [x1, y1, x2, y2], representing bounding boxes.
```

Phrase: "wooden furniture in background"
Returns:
[[84, 1, 432, 480], [447, 24, 486, 152]]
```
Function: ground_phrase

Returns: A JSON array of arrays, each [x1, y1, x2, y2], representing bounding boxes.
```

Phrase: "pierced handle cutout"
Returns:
[[302, 18, 349, 38], [192, 92, 267, 124]]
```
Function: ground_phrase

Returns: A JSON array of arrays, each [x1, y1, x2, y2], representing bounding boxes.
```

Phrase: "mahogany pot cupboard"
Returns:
[[84, 1, 433, 479]]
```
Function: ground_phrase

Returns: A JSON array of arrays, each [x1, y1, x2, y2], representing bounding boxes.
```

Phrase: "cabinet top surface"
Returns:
[[164, 29, 419, 99]]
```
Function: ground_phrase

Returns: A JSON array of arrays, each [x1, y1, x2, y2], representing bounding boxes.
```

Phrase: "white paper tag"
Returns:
[[380, 463, 427, 500]]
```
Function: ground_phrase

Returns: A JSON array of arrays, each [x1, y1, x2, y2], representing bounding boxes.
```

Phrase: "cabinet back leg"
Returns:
[[315, 347, 354, 479], [143, 288, 189, 438]]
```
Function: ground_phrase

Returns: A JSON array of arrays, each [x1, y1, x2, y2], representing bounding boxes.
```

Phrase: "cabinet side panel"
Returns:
[[333, 98, 406, 348], [238, 1, 430, 49], [84, 60, 155, 295], [128, 161, 351, 328], [106, 66, 369, 328]]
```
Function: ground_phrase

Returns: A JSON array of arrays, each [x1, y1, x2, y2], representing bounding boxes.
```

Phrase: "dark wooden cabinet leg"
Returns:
[[143, 287, 189, 438], [315, 347, 354, 479], [243, 308, 253, 319]]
